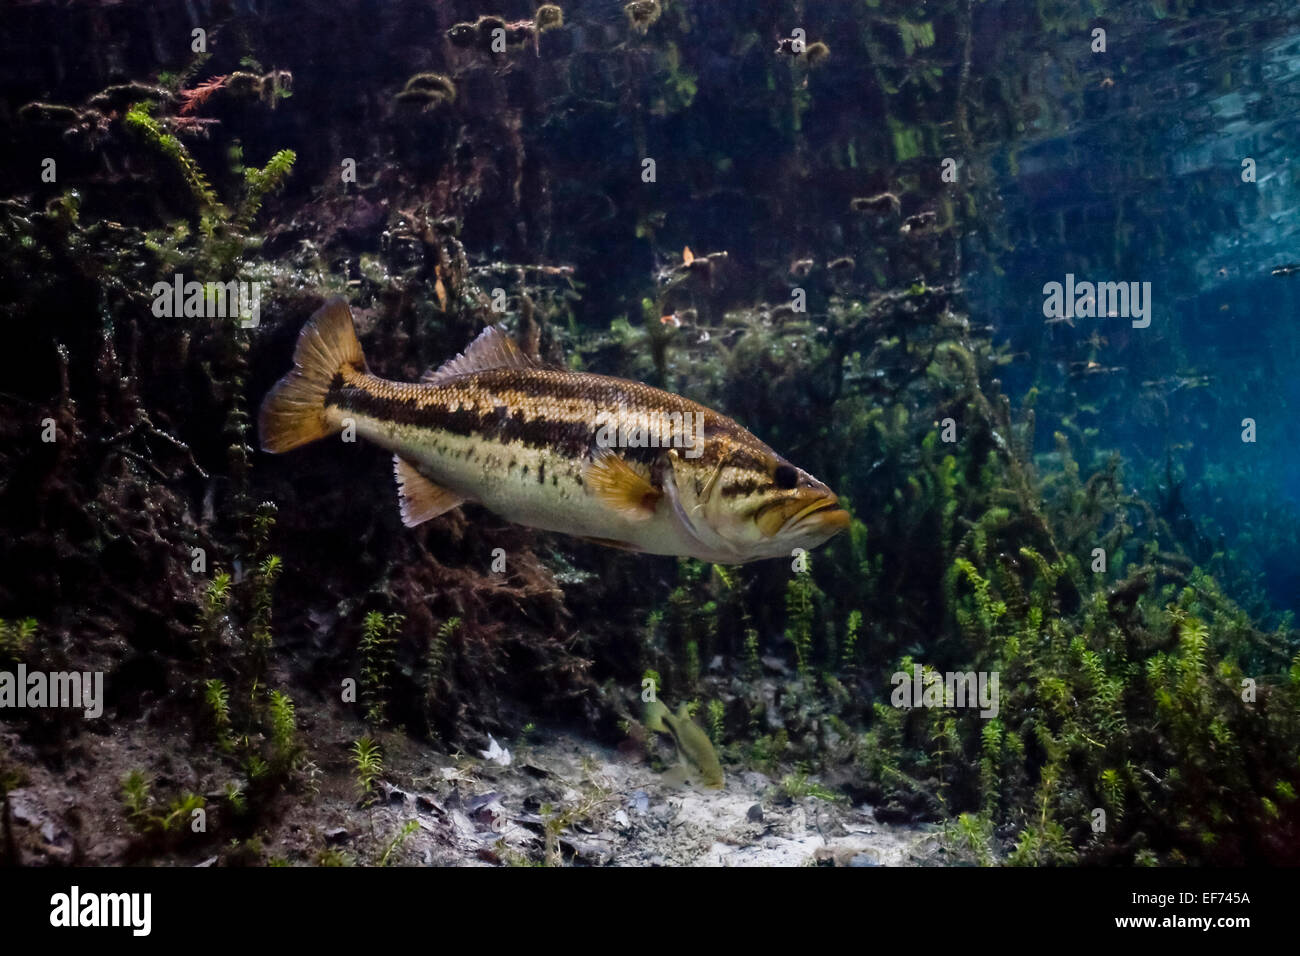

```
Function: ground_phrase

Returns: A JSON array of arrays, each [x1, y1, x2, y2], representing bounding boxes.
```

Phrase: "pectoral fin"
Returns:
[[583, 448, 661, 521], [393, 455, 465, 527]]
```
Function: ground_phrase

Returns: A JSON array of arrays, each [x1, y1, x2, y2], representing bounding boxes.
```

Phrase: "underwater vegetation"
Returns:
[[0, 0, 1296, 867]]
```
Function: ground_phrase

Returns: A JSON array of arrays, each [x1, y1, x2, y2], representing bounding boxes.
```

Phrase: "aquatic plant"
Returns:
[[204, 678, 235, 753], [803, 42, 830, 67], [120, 770, 151, 824], [707, 699, 725, 744], [780, 770, 843, 803], [536, 5, 564, 32], [268, 689, 298, 773], [624, 1, 661, 34], [396, 73, 456, 111], [123, 101, 219, 213], [379, 819, 420, 866], [178, 74, 228, 115], [119, 770, 206, 843], [248, 555, 282, 653], [235, 149, 296, 231], [351, 737, 384, 806], [360, 611, 403, 726], [0, 618, 36, 664], [783, 561, 820, 677]]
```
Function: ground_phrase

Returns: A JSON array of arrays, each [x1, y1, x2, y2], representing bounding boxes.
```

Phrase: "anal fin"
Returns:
[[393, 455, 465, 527]]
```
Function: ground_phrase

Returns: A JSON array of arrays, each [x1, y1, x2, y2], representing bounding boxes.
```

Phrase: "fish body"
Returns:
[[644, 699, 724, 789], [259, 298, 848, 564]]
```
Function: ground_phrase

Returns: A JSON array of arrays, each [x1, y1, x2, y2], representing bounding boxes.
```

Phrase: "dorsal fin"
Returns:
[[420, 325, 535, 384]]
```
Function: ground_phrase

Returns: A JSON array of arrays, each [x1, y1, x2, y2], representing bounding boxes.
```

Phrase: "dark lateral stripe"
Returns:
[[328, 369, 782, 475], [331, 383, 593, 458], [330, 383, 711, 466]]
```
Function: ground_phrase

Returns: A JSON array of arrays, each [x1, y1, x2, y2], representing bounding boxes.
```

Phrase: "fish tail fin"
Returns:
[[259, 297, 366, 453], [643, 699, 670, 734]]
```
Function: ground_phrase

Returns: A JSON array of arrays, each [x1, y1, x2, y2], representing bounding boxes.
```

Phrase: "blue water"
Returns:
[[960, 2, 1300, 612]]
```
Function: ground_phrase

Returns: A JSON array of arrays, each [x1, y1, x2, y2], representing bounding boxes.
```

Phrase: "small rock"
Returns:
[[614, 809, 631, 829], [415, 795, 444, 816], [470, 801, 505, 829], [449, 810, 477, 839], [849, 853, 882, 867], [629, 790, 650, 815], [464, 791, 501, 814], [651, 801, 677, 822], [561, 835, 613, 865], [746, 803, 764, 823], [8, 790, 40, 825], [86, 839, 130, 865], [324, 827, 350, 845], [480, 734, 512, 766]]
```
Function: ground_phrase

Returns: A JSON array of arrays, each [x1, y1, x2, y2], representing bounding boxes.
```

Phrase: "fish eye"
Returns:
[[773, 464, 798, 490]]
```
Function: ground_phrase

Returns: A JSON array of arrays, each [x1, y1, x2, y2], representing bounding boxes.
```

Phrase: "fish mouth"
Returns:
[[757, 494, 850, 537], [788, 496, 850, 533]]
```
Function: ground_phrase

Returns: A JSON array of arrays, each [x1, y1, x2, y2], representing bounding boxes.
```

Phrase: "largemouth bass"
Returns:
[[259, 297, 848, 564], [644, 699, 725, 790]]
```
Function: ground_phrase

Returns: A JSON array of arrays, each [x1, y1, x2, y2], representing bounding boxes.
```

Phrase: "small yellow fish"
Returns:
[[644, 699, 724, 789], [682, 245, 694, 265]]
